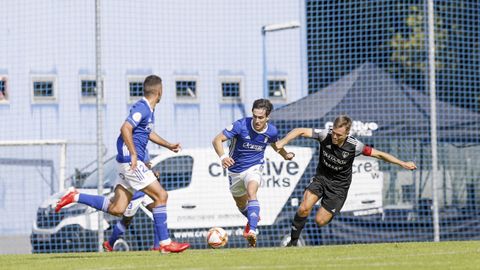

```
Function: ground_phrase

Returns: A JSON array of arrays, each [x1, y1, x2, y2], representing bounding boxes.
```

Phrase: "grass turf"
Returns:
[[1, 241, 479, 270]]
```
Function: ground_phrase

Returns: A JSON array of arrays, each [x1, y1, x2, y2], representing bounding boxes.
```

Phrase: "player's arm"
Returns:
[[275, 128, 313, 149], [369, 148, 417, 170], [120, 121, 138, 170], [212, 132, 235, 169], [149, 131, 181, 152], [270, 143, 295, 160]]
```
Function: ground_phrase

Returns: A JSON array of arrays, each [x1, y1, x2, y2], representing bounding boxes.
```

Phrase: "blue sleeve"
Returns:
[[268, 126, 279, 143], [126, 103, 149, 128], [222, 119, 242, 139]]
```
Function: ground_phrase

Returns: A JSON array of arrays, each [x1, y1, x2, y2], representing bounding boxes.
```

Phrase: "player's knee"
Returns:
[[159, 189, 168, 203], [315, 216, 331, 227], [108, 206, 125, 217], [151, 190, 168, 205], [297, 205, 311, 217]]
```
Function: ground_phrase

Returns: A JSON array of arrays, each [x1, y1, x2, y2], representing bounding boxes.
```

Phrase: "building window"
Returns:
[[33, 81, 53, 97], [32, 80, 56, 102], [222, 82, 240, 98], [129, 81, 144, 101], [268, 79, 286, 99], [0, 78, 7, 101], [81, 80, 97, 97], [176, 80, 196, 98]]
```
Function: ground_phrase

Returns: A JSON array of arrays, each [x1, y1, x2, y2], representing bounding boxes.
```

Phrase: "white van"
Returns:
[[31, 147, 383, 251]]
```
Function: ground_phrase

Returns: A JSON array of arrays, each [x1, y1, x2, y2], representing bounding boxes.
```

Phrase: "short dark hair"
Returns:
[[252, 99, 273, 116], [143, 75, 162, 97], [333, 115, 352, 132]]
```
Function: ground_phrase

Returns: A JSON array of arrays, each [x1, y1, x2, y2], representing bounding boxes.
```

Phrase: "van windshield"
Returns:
[[81, 156, 118, 188]]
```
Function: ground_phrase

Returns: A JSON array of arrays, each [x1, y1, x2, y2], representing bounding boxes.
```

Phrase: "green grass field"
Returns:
[[1, 241, 479, 270]]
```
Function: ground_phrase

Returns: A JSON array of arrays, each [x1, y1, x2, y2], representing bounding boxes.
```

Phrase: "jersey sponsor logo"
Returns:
[[322, 150, 348, 165], [242, 142, 264, 151], [132, 112, 142, 123], [325, 120, 378, 137]]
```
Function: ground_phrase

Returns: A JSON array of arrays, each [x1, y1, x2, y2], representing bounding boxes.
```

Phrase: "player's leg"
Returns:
[[243, 165, 262, 247], [229, 172, 249, 218], [288, 178, 322, 246], [55, 184, 131, 217], [315, 185, 347, 227], [314, 207, 334, 227], [244, 180, 260, 247], [56, 162, 134, 215], [232, 194, 249, 218], [245, 180, 260, 232], [104, 191, 145, 251], [143, 196, 161, 250], [229, 171, 257, 245], [141, 170, 190, 253]]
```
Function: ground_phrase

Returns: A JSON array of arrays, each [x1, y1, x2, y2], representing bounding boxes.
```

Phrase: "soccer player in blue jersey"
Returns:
[[275, 115, 417, 246], [56, 75, 190, 253], [212, 99, 295, 247]]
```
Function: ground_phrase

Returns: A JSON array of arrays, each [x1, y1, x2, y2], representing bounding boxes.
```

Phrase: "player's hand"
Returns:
[[169, 143, 182, 153], [221, 157, 235, 169], [130, 155, 138, 171], [285, 152, 295, 160], [402, 161, 417, 170]]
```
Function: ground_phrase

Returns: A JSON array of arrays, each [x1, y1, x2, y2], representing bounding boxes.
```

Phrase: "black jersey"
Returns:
[[312, 128, 367, 189]]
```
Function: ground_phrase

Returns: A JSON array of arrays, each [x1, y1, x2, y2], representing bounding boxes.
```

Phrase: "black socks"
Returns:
[[290, 212, 308, 245]]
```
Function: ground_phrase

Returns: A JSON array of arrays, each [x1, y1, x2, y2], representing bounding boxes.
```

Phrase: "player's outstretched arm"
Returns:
[[370, 148, 417, 170], [270, 143, 295, 160], [212, 132, 235, 169], [275, 128, 313, 149], [120, 121, 138, 170], [149, 132, 181, 152]]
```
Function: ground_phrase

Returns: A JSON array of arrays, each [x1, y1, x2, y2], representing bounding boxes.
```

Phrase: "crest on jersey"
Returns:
[[342, 151, 349, 158], [226, 124, 233, 131], [132, 112, 142, 123], [264, 137, 268, 143]]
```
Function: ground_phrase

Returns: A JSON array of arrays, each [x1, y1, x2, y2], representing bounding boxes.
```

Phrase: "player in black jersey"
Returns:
[[275, 115, 417, 246]]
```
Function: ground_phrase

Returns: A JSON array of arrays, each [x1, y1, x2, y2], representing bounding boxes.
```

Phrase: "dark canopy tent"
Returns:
[[269, 63, 480, 244]]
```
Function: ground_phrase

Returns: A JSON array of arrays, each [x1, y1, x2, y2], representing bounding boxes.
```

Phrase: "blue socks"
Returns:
[[238, 206, 248, 218], [108, 221, 126, 246], [152, 205, 169, 243], [78, 193, 110, 212], [247, 200, 260, 232]]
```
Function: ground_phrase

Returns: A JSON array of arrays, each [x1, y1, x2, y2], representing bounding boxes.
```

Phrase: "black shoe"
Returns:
[[286, 239, 298, 247]]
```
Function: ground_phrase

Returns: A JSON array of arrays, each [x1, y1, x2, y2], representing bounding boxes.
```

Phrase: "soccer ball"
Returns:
[[206, 227, 228, 248]]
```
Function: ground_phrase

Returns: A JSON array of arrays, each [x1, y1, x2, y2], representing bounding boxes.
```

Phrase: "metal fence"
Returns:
[[0, 0, 478, 253]]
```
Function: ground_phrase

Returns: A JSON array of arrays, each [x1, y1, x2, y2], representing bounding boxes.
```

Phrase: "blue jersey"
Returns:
[[116, 98, 154, 163], [223, 117, 278, 173]]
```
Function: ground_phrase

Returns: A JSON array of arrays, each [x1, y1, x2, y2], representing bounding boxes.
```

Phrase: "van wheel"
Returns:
[[113, 239, 130, 251], [280, 234, 306, 247]]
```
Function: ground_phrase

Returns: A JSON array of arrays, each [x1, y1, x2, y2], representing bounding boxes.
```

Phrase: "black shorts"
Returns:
[[305, 176, 348, 215]]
